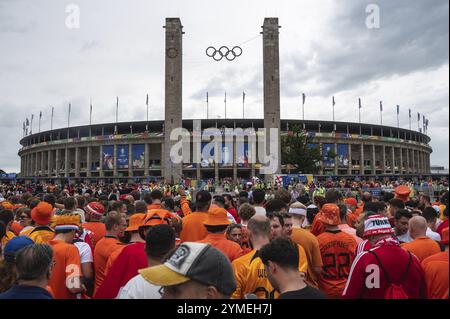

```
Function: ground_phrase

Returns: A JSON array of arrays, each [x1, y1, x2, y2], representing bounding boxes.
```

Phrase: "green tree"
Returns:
[[281, 125, 322, 174]]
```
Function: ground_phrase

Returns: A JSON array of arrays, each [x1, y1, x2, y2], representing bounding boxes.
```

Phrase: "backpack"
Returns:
[[368, 250, 412, 299]]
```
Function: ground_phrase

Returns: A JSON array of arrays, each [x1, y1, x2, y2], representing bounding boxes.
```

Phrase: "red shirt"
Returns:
[[343, 239, 427, 299], [437, 220, 449, 237], [355, 240, 372, 256], [227, 207, 240, 223]]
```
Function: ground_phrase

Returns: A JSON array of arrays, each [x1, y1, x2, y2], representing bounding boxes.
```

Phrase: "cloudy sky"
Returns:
[[0, 0, 448, 172]]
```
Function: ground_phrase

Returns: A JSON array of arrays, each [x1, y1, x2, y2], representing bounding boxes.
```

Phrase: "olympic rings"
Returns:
[[206, 46, 243, 61]]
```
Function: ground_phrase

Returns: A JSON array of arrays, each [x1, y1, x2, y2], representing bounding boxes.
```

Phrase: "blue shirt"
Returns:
[[0, 285, 52, 299]]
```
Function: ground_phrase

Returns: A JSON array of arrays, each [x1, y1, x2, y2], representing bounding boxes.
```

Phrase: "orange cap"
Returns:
[[142, 209, 172, 227], [204, 207, 230, 226], [125, 213, 145, 232], [318, 204, 341, 226]]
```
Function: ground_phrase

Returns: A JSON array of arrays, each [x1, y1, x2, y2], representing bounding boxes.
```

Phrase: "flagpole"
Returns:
[[39, 112, 42, 133], [302, 93, 305, 121], [332, 96, 335, 122], [397, 105, 400, 128], [409, 109, 411, 130], [380, 101, 383, 126], [51, 106, 54, 131], [89, 98, 93, 126], [206, 92, 209, 120], [224, 91, 227, 119], [115, 96, 119, 134], [146, 94, 149, 131], [243, 92, 245, 119]]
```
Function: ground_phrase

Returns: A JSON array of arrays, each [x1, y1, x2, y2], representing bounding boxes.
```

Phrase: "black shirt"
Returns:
[[278, 286, 326, 299], [0, 285, 53, 299]]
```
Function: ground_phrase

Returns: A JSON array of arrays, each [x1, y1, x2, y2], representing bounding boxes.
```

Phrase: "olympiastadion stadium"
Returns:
[[17, 18, 432, 184]]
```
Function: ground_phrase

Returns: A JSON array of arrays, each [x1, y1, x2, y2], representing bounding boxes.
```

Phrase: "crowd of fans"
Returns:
[[0, 178, 448, 299]]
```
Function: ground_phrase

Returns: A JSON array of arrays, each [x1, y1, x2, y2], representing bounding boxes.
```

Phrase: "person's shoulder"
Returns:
[[422, 251, 449, 266], [232, 250, 256, 266]]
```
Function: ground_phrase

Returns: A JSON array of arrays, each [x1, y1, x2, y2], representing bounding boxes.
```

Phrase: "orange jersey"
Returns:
[[238, 244, 309, 299], [421, 251, 449, 299], [198, 233, 244, 262], [401, 237, 441, 262], [104, 244, 126, 276], [180, 212, 208, 242], [48, 240, 82, 299], [10, 221, 24, 236], [291, 227, 323, 288], [231, 250, 257, 299], [83, 222, 106, 248], [93, 236, 124, 293], [317, 230, 357, 299]]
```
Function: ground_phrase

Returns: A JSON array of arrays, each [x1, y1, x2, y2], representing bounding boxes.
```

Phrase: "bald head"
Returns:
[[409, 216, 428, 239], [248, 215, 271, 238]]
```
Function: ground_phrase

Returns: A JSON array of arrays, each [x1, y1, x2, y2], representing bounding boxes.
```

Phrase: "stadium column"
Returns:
[[411, 149, 416, 174], [347, 144, 352, 175], [262, 17, 282, 182], [160, 143, 165, 180], [75, 147, 80, 178], [47, 150, 52, 178], [163, 18, 184, 183], [144, 144, 149, 177], [41, 152, 45, 177], [391, 147, 395, 175], [406, 148, 410, 174], [86, 146, 92, 178], [113, 144, 118, 178], [233, 137, 238, 182], [128, 144, 133, 178], [399, 147, 403, 174], [372, 144, 376, 175], [99, 145, 104, 178], [334, 143, 338, 175], [360, 143, 364, 175], [64, 148, 69, 178], [55, 149, 60, 176]]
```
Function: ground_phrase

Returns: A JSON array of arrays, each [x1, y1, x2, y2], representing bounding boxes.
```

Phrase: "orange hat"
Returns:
[[345, 198, 358, 207], [142, 209, 172, 227], [318, 204, 340, 226], [204, 207, 230, 226], [31, 202, 54, 226], [126, 213, 145, 232], [53, 214, 81, 232], [395, 185, 411, 202]]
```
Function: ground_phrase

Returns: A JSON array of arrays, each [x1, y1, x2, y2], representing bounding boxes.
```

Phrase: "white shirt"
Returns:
[[426, 227, 441, 241], [74, 242, 93, 264], [254, 206, 267, 217], [116, 274, 161, 299]]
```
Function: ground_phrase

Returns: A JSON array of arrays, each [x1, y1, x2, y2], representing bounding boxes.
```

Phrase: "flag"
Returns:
[[26, 118, 29, 126], [206, 92, 208, 103], [39, 111, 42, 119], [68, 103, 71, 114], [380, 101, 383, 112], [146, 94, 149, 106], [358, 98, 362, 109], [397, 105, 400, 114], [332, 96, 335, 106], [243, 91, 246, 103], [417, 112, 420, 121], [224, 91, 227, 103], [409, 108, 411, 118], [302, 93, 306, 105]]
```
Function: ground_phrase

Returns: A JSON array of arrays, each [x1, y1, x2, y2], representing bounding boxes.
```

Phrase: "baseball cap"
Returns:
[[3, 236, 34, 263], [318, 204, 340, 226], [363, 214, 395, 238], [195, 190, 212, 203], [139, 242, 237, 296]]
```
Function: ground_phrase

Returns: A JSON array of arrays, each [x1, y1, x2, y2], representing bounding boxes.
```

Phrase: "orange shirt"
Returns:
[[290, 227, 323, 288], [401, 237, 441, 262], [93, 236, 123, 293], [180, 212, 209, 242], [104, 245, 126, 276], [317, 230, 357, 299], [147, 203, 161, 211], [421, 251, 449, 299], [231, 250, 257, 299], [48, 240, 82, 299], [83, 222, 106, 248], [198, 233, 244, 262]]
